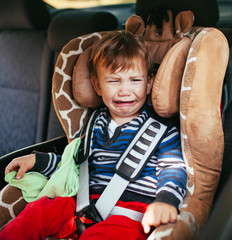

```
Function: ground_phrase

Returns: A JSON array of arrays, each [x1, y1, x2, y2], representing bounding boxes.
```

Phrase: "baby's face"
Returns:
[[91, 58, 153, 125]]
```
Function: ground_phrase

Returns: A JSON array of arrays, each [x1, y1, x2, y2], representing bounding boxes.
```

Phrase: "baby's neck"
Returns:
[[111, 115, 136, 126]]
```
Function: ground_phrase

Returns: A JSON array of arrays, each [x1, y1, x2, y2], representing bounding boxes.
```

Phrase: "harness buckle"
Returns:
[[75, 200, 103, 237]]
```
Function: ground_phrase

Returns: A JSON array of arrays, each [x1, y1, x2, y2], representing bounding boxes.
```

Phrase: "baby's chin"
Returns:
[[110, 110, 140, 125]]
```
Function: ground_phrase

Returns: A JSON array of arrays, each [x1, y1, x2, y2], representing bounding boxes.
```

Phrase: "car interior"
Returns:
[[0, 0, 232, 239]]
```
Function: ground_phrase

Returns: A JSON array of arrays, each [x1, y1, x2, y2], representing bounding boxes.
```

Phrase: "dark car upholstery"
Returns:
[[0, 0, 52, 156], [218, 49, 232, 196]]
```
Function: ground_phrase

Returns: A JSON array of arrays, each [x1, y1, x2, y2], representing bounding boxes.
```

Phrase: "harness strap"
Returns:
[[109, 206, 144, 222], [76, 159, 90, 212], [76, 109, 98, 212], [95, 174, 129, 220], [76, 161, 143, 222], [76, 161, 144, 222]]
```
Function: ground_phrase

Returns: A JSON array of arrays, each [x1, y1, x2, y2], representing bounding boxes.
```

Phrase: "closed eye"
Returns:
[[131, 78, 143, 82], [108, 79, 119, 83]]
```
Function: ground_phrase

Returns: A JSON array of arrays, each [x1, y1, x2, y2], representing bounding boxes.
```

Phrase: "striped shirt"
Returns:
[[88, 105, 186, 208]]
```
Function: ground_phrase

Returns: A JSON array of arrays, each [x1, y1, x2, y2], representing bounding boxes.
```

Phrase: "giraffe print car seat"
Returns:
[[52, 10, 229, 239], [0, 10, 229, 240]]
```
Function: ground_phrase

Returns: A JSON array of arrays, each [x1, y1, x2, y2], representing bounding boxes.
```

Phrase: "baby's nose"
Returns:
[[118, 84, 131, 96]]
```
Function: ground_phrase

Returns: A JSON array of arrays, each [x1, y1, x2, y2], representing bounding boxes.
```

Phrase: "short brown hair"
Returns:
[[89, 30, 152, 77]]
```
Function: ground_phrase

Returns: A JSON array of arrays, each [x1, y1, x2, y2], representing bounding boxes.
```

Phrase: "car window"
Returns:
[[217, 0, 232, 27], [43, 0, 135, 9]]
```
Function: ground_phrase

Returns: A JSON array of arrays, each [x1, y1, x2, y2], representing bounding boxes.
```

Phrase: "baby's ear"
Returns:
[[90, 75, 102, 96], [147, 74, 154, 95], [125, 14, 145, 35]]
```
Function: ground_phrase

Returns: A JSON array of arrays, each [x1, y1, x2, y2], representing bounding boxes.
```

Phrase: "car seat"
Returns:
[[0, 6, 229, 240], [50, 10, 229, 240]]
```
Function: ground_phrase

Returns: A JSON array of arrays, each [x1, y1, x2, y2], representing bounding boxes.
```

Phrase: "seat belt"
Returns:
[[76, 110, 97, 212], [76, 109, 169, 220]]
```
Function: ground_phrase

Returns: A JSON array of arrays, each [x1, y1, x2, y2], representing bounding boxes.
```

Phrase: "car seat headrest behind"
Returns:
[[48, 10, 118, 52], [0, 0, 51, 30], [136, 0, 219, 27]]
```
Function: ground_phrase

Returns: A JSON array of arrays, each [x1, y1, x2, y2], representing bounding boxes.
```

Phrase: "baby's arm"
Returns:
[[141, 126, 186, 233], [141, 202, 177, 233], [5, 154, 36, 180], [5, 152, 61, 180]]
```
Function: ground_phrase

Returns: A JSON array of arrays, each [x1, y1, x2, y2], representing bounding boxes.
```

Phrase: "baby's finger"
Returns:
[[141, 218, 151, 234], [5, 160, 19, 176], [169, 209, 178, 223], [16, 165, 28, 180], [160, 211, 169, 225]]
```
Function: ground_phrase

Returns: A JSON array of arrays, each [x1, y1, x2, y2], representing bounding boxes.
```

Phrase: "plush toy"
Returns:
[[0, 10, 229, 240]]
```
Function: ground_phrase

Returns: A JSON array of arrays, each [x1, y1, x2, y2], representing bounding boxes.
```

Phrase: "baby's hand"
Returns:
[[141, 202, 177, 233], [5, 154, 36, 180]]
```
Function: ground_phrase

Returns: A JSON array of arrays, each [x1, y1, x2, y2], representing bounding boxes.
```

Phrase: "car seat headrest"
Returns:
[[127, 11, 194, 117], [73, 46, 103, 108], [136, 0, 219, 27], [48, 10, 118, 52], [0, 0, 51, 30], [126, 10, 194, 64]]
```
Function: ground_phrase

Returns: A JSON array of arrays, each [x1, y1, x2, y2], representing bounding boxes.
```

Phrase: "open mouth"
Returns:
[[114, 100, 135, 105]]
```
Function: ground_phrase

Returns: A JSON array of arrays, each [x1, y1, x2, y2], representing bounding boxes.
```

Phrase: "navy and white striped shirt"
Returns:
[[88, 105, 186, 208]]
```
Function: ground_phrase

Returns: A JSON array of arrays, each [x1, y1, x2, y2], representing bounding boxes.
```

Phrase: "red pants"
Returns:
[[0, 196, 148, 240]]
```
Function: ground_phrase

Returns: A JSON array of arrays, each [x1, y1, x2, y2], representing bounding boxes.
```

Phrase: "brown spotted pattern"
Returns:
[[52, 32, 106, 142]]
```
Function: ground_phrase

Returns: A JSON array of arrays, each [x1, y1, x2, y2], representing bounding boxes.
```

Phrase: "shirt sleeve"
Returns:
[[155, 126, 187, 210], [31, 151, 62, 178]]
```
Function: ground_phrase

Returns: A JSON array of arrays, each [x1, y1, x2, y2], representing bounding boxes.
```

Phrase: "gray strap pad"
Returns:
[[115, 117, 168, 181]]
